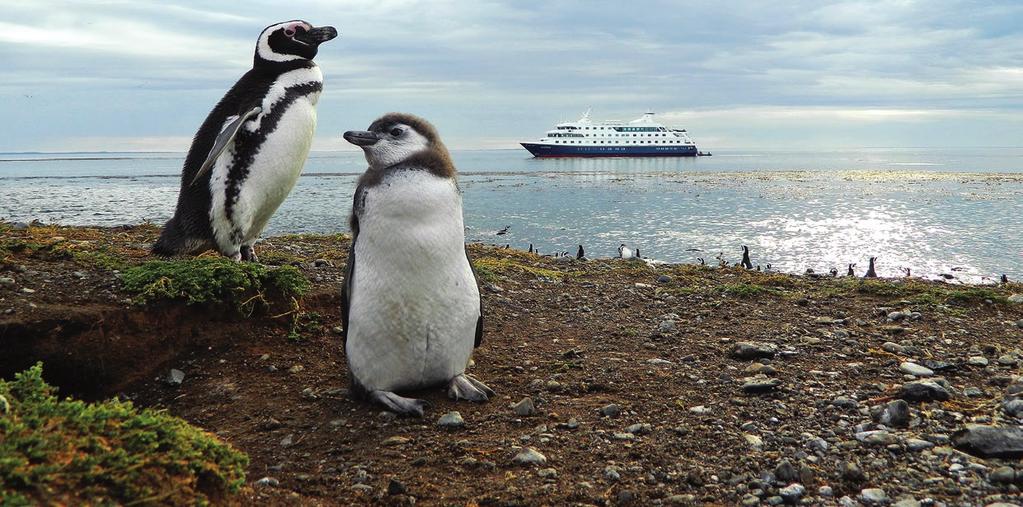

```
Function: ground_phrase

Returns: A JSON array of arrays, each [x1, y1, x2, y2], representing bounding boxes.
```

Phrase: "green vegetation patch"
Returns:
[[0, 363, 248, 506], [473, 257, 568, 281], [121, 257, 309, 311], [719, 282, 777, 298]]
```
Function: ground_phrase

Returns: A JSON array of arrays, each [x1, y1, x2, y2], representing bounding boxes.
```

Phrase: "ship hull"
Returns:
[[520, 143, 698, 158]]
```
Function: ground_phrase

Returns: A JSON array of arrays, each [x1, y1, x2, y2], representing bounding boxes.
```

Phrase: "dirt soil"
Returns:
[[2, 223, 1023, 506]]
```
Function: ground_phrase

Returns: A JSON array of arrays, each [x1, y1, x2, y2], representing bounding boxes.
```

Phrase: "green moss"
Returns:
[[473, 257, 567, 281], [287, 311, 323, 342], [0, 363, 248, 505], [719, 283, 776, 298], [120, 257, 309, 311]]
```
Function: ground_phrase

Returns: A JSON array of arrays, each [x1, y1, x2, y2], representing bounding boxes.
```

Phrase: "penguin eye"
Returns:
[[389, 127, 403, 137], [284, 28, 296, 37]]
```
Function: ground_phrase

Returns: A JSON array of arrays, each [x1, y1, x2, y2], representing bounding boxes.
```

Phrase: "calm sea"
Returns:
[[2, 148, 1021, 283]]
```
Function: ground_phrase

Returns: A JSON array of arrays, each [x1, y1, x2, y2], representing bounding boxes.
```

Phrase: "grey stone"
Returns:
[[513, 397, 536, 416], [876, 399, 911, 428], [968, 356, 989, 367], [899, 380, 950, 402], [742, 376, 781, 394], [964, 387, 985, 398], [437, 411, 465, 428], [658, 320, 677, 333], [657, 274, 672, 284], [513, 448, 547, 466], [779, 483, 805, 503], [0, 277, 14, 286], [604, 465, 621, 481], [906, 438, 935, 452], [900, 362, 934, 377], [775, 460, 799, 482], [832, 396, 860, 409], [625, 423, 652, 435], [819, 486, 834, 497], [952, 425, 1023, 458], [882, 341, 906, 354], [855, 430, 896, 446], [1004, 399, 1023, 418], [989, 466, 1017, 484], [859, 488, 887, 504], [537, 468, 558, 479], [166, 369, 185, 386], [599, 403, 621, 417], [997, 354, 1019, 366], [893, 499, 920, 507], [1008, 293, 1023, 304], [731, 342, 778, 360], [255, 476, 280, 488]]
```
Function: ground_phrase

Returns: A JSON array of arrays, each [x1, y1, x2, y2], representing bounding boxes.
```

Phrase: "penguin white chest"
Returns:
[[346, 171, 480, 393]]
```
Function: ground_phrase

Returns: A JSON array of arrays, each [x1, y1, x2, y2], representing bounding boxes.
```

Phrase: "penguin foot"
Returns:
[[369, 390, 428, 417], [448, 373, 495, 402], [240, 245, 258, 262]]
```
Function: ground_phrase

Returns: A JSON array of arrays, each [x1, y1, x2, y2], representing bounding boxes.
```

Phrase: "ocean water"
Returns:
[[1, 148, 1021, 283]]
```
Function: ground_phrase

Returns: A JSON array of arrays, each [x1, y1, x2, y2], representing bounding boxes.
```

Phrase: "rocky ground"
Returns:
[[2, 222, 1023, 506]]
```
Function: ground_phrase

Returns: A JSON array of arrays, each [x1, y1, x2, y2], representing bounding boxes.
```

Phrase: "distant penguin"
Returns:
[[153, 21, 338, 261], [902, 267, 911, 278], [697, 257, 705, 266], [1002, 274, 1009, 284], [829, 267, 839, 277], [864, 257, 877, 278], [847, 263, 856, 277], [635, 248, 641, 259], [618, 244, 635, 259], [576, 244, 586, 260], [340, 113, 493, 416], [740, 245, 753, 269], [496, 225, 510, 236], [528, 243, 534, 254]]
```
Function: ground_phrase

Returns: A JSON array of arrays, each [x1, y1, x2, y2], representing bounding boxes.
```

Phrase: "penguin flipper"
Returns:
[[190, 106, 262, 187], [464, 244, 484, 348], [340, 185, 365, 346]]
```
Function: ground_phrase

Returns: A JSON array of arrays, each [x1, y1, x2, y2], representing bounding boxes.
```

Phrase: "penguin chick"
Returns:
[[153, 20, 338, 261], [340, 113, 493, 417]]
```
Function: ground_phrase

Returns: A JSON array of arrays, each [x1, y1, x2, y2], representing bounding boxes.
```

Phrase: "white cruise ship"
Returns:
[[521, 111, 700, 157]]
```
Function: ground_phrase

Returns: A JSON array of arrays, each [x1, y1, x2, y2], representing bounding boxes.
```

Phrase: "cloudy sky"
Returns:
[[2, 0, 1021, 152]]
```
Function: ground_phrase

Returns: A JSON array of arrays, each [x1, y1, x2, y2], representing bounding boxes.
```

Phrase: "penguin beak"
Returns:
[[343, 130, 380, 147], [295, 25, 338, 45]]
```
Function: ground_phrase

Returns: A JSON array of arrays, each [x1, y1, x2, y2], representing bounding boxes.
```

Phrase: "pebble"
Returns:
[[689, 405, 711, 415], [731, 342, 777, 360], [513, 448, 547, 466], [964, 387, 985, 398], [832, 396, 860, 409], [612, 432, 635, 441], [313, 258, 332, 267], [899, 362, 934, 377], [779, 483, 805, 503], [952, 425, 1023, 458], [989, 466, 1017, 484], [625, 423, 652, 435], [775, 460, 799, 482], [658, 320, 676, 333], [382, 436, 411, 446], [437, 411, 465, 428], [855, 430, 896, 446], [745, 363, 777, 375], [744, 433, 764, 451], [255, 476, 280, 488], [0, 277, 14, 286], [899, 380, 950, 402], [604, 465, 621, 481], [667, 494, 696, 505], [882, 342, 906, 354], [905, 438, 935, 452], [288, 364, 305, 374], [646, 358, 674, 366], [742, 376, 781, 394], [279, 434, 294, 447], [387, 478, 406, 495], [513, 397, 536, 416], [876, 399, 911, 428], [537, 468, 558, 479], [599, 403, 621, 417], [997, 354, 1019, 366], [20, 287, 35, 294], [893, 499, 920, 507], [165, 369, 185, 386], [1007, 293, 1023, 304], [968, 356, 990, 367], [819, 486, 834, 497], [657, 274, 672, 284], [859, 488, 887, 504], [1004, 399, 1023, 417]]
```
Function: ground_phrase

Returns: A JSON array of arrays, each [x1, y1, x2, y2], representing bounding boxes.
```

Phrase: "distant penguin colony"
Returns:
[[153, 21, 338, 261], [340, 113, 492, 416]]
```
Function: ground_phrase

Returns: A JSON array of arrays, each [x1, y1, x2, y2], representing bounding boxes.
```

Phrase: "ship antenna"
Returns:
[[582, 108, 591, 122]]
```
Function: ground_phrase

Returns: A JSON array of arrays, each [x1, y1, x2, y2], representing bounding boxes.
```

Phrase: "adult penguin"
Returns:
[[153, 20, 338, 261]]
